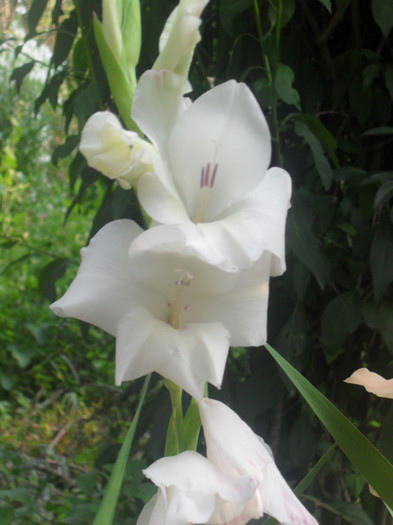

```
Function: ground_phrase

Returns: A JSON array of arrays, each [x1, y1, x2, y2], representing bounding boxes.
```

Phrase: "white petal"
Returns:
[[199, 399, 318, 525], [132, 70, 191, 154], [50, 220, 143, 335], [137, 494, 163, 525], [129, 222, 239, 279], [214, 166, 292, 275], [116, 307, 230, 398], [196, 252, 271, 347], [345, 368, 393, 399], [80, 111, 156, 186], [159, 321, 230, 396], [153, 0, 209, 77], [137, 169, 190, 224], [167, 80, 271, 221], [143, 451, 257, 525], [129, 225, 271, 347], [257, 461, 319, 525]]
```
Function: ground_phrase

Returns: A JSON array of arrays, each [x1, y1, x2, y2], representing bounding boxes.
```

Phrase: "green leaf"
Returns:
[[268, 0, 295, 28], [289, 414, 317, 469], [265, 343, 393, 508], [349, 80, 373, 126], [293, 262, 311, 301], [374, 180, 393, 209], [371, 0, 393, 37], [321, 292, 361, 351], [10, 62, 35, 93], [38, 259, 68, 302], [385, 65, 393, 99], [8, 344, 37, 369], [316, 0, 332, 13], [52, 10, 77, 68], [93, 374, 150, 525], [363, 301, 393, 354], [274, 64, 300, 108], [379, 404, 393, 463], [27, 0, 48, 36], [0, 371, 17, 391], [219, 0, 254, 33], [287, 193, 331, 289], [328, 502, 374, 524], [362, 126, 393, 136], [370, 223, 393, 302], [74, 83, 101, 131], [294, 114, 338, 164], [293, 119, 333, 190], [362, 63, 380, 88], [52, 135, 80, 165]]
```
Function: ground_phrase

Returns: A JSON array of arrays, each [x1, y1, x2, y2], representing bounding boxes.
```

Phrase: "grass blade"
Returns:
[[93, 374, 151, 525]]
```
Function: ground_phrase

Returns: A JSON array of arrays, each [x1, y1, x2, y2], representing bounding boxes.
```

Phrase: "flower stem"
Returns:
[[253, 0, 283, 167], [164, 379, 184, 455]]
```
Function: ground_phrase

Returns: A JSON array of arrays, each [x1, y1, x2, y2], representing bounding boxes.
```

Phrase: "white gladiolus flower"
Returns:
[[198, 398, 319, 525], [345, 368, 393, 399], [153, 0, 209, 77], [79, 111, 156, 189], [137, 451, 258, 525], [50, 220, 271, 399], [132, 69, 291, 273]]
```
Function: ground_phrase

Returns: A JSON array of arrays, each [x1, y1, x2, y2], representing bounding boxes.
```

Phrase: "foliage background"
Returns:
[[1, 0, 392, 524]]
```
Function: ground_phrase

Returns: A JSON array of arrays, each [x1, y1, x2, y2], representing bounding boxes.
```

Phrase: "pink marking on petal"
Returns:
[[210, 163, 218, 187]]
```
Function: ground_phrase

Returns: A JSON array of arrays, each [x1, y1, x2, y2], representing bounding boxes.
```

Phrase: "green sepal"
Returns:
[[121, 0, 141, 71], [93, 15, 137, 132]]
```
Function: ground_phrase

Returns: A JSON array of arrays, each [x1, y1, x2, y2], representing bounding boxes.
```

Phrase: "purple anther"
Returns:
[[210, 163, 218, 187], [205, 162, 211, 186], [200, 166, 205, 188]]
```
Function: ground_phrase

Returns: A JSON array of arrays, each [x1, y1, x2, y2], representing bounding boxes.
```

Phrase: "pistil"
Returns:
[[166, 269, 193, 329]]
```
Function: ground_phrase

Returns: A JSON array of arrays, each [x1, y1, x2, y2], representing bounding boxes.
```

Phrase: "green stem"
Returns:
[[164, 379, 184, 454], [253, 0, 283, 167], [165, 379, 183, 419], [274, 0, 283, 64]]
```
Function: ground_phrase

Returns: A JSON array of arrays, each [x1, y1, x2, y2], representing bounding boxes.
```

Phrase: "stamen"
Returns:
[[205, 162, 211, 187], [193, 162, 220, 222], [210, 163, 218, 187], [166, 269, 194, 329], [200, 166, 205, 188]]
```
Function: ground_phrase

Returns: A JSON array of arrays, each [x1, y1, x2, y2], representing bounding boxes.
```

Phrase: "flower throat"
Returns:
[[192, 162, 219, 223]]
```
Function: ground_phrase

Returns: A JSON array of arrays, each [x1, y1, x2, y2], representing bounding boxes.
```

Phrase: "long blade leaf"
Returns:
[[265, 343, 393, 507], [93, 374, 151, 525]]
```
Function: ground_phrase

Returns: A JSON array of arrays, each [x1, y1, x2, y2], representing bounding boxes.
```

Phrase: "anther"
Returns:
[[210, 163, 218, 187]]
